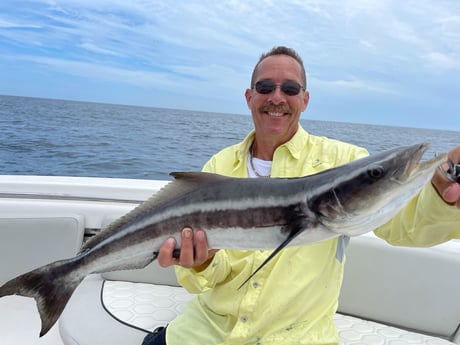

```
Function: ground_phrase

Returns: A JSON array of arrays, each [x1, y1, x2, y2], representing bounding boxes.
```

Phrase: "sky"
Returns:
[[0, 0, 459, 131]]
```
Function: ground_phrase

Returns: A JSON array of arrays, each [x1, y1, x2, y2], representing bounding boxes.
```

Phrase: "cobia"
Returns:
[[0, 143, 446, 336]]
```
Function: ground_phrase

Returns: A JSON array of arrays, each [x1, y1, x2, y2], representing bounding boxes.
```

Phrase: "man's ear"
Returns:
[[245, 88, 252, 108]]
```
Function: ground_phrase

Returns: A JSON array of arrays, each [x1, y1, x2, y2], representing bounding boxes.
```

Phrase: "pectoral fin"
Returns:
[[238, 222, 306, 289]]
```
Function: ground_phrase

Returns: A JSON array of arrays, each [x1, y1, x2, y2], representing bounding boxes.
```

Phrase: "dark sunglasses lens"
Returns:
[[281, 81, 302, 96], [255, 80, 276, 94], [255, 80, 302, 95]]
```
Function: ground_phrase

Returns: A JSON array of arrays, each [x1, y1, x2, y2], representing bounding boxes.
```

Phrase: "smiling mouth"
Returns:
[[260, 104, 291, 117], [266, 111, 286, 117], [263, 108, 291, 117]]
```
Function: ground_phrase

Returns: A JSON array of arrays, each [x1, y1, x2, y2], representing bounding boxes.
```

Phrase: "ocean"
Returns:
[[1, 95, 458, 181]]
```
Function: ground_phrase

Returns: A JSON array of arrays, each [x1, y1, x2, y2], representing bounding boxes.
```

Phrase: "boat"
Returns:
[[0, 175, 459, 345]]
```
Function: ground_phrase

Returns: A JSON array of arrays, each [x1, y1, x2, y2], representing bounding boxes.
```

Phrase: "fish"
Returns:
[[0, 143, 446, 337]]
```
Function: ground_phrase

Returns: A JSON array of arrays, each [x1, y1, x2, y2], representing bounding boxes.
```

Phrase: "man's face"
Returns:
[[245, 55, 309, 144]]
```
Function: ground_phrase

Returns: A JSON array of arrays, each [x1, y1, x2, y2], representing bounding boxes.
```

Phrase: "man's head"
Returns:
[[245, 46, 309, 148]]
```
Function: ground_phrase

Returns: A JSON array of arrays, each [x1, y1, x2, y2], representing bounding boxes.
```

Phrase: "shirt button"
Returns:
[[241, 316, 248, 323], [252, 281, 259, 288]]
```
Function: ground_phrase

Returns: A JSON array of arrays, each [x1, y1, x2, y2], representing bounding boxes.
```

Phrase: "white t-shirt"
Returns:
[[247, 154, 272, 178]]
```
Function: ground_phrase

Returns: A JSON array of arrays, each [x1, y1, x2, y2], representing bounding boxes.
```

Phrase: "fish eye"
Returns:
[[367, 165, 384, 179]]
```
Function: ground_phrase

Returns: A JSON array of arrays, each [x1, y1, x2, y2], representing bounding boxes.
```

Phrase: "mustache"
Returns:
[[259, 103, 291, 114]]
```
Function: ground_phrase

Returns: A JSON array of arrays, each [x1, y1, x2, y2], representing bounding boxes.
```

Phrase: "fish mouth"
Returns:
[[405, 143, 430, 176], [403, 143, 446, 181]]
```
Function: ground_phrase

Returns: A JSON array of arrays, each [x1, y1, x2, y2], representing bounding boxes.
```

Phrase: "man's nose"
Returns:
[[267, 85, 286, 104]]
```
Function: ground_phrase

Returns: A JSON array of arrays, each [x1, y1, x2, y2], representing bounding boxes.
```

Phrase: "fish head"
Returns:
[[310, 143, 447, 236]]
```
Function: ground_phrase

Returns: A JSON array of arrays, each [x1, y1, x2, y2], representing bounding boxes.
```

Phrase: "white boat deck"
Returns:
[[0, 296, 63, 345]]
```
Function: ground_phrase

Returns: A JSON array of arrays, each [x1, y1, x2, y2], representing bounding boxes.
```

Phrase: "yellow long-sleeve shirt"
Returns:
[[166, 125, 460, 345]]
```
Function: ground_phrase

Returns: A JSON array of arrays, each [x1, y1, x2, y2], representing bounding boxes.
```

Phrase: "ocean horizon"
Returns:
[[1, 94, 458, 181]]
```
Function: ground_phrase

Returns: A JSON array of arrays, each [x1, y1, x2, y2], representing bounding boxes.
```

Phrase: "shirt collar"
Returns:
[[281, 124, 310, 160], [233, 123, 310, 170], [233, 130, 255, 172]]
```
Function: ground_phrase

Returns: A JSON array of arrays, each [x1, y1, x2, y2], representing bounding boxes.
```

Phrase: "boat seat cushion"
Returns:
[[339, 234, 460, 337], [0, 215, 84, 285], [59, 275, 456, 345]]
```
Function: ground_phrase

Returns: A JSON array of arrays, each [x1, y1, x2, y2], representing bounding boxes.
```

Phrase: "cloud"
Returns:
[[10, 54, 184, 87], [0, 0, 458, 129], [424, 52, 460, 70], [79, 42, 123, 57], [0, 18, 41, 29], [312, 76, 396, 95]]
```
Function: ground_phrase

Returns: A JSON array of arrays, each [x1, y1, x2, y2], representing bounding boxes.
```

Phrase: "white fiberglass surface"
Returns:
[[0, 295, 64, 345]]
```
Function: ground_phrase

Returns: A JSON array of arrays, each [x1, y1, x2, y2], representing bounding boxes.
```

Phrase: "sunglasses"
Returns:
[[253, 80, 305, 96]]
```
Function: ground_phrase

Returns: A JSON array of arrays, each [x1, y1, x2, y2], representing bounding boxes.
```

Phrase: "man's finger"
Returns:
[[179, 227, 195, 268], [157, 237, 179, 267]]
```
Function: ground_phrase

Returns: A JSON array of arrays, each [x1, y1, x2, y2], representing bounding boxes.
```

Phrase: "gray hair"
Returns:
[[250, 46, 307, 88]]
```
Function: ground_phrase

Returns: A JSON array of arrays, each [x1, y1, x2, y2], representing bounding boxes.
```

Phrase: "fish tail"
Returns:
[[0, 257, 85, 337]]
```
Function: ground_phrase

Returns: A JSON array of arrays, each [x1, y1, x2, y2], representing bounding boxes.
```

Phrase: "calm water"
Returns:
[[1, 95, 458, 180]]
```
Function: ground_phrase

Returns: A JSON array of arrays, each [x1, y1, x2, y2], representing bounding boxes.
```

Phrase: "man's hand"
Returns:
[[432, 146, 460, 209], [157, 227, 219, 270]]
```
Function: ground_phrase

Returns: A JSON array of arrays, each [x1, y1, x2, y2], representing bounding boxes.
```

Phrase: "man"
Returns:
[[144, 46, 460, 345]]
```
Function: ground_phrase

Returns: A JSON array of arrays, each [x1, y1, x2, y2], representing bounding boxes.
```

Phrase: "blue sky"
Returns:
[[0, 0, 459, 131]]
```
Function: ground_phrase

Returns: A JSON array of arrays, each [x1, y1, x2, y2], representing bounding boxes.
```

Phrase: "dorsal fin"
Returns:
[[81, 172, 229, 252], [163, 172, 229, 204]]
